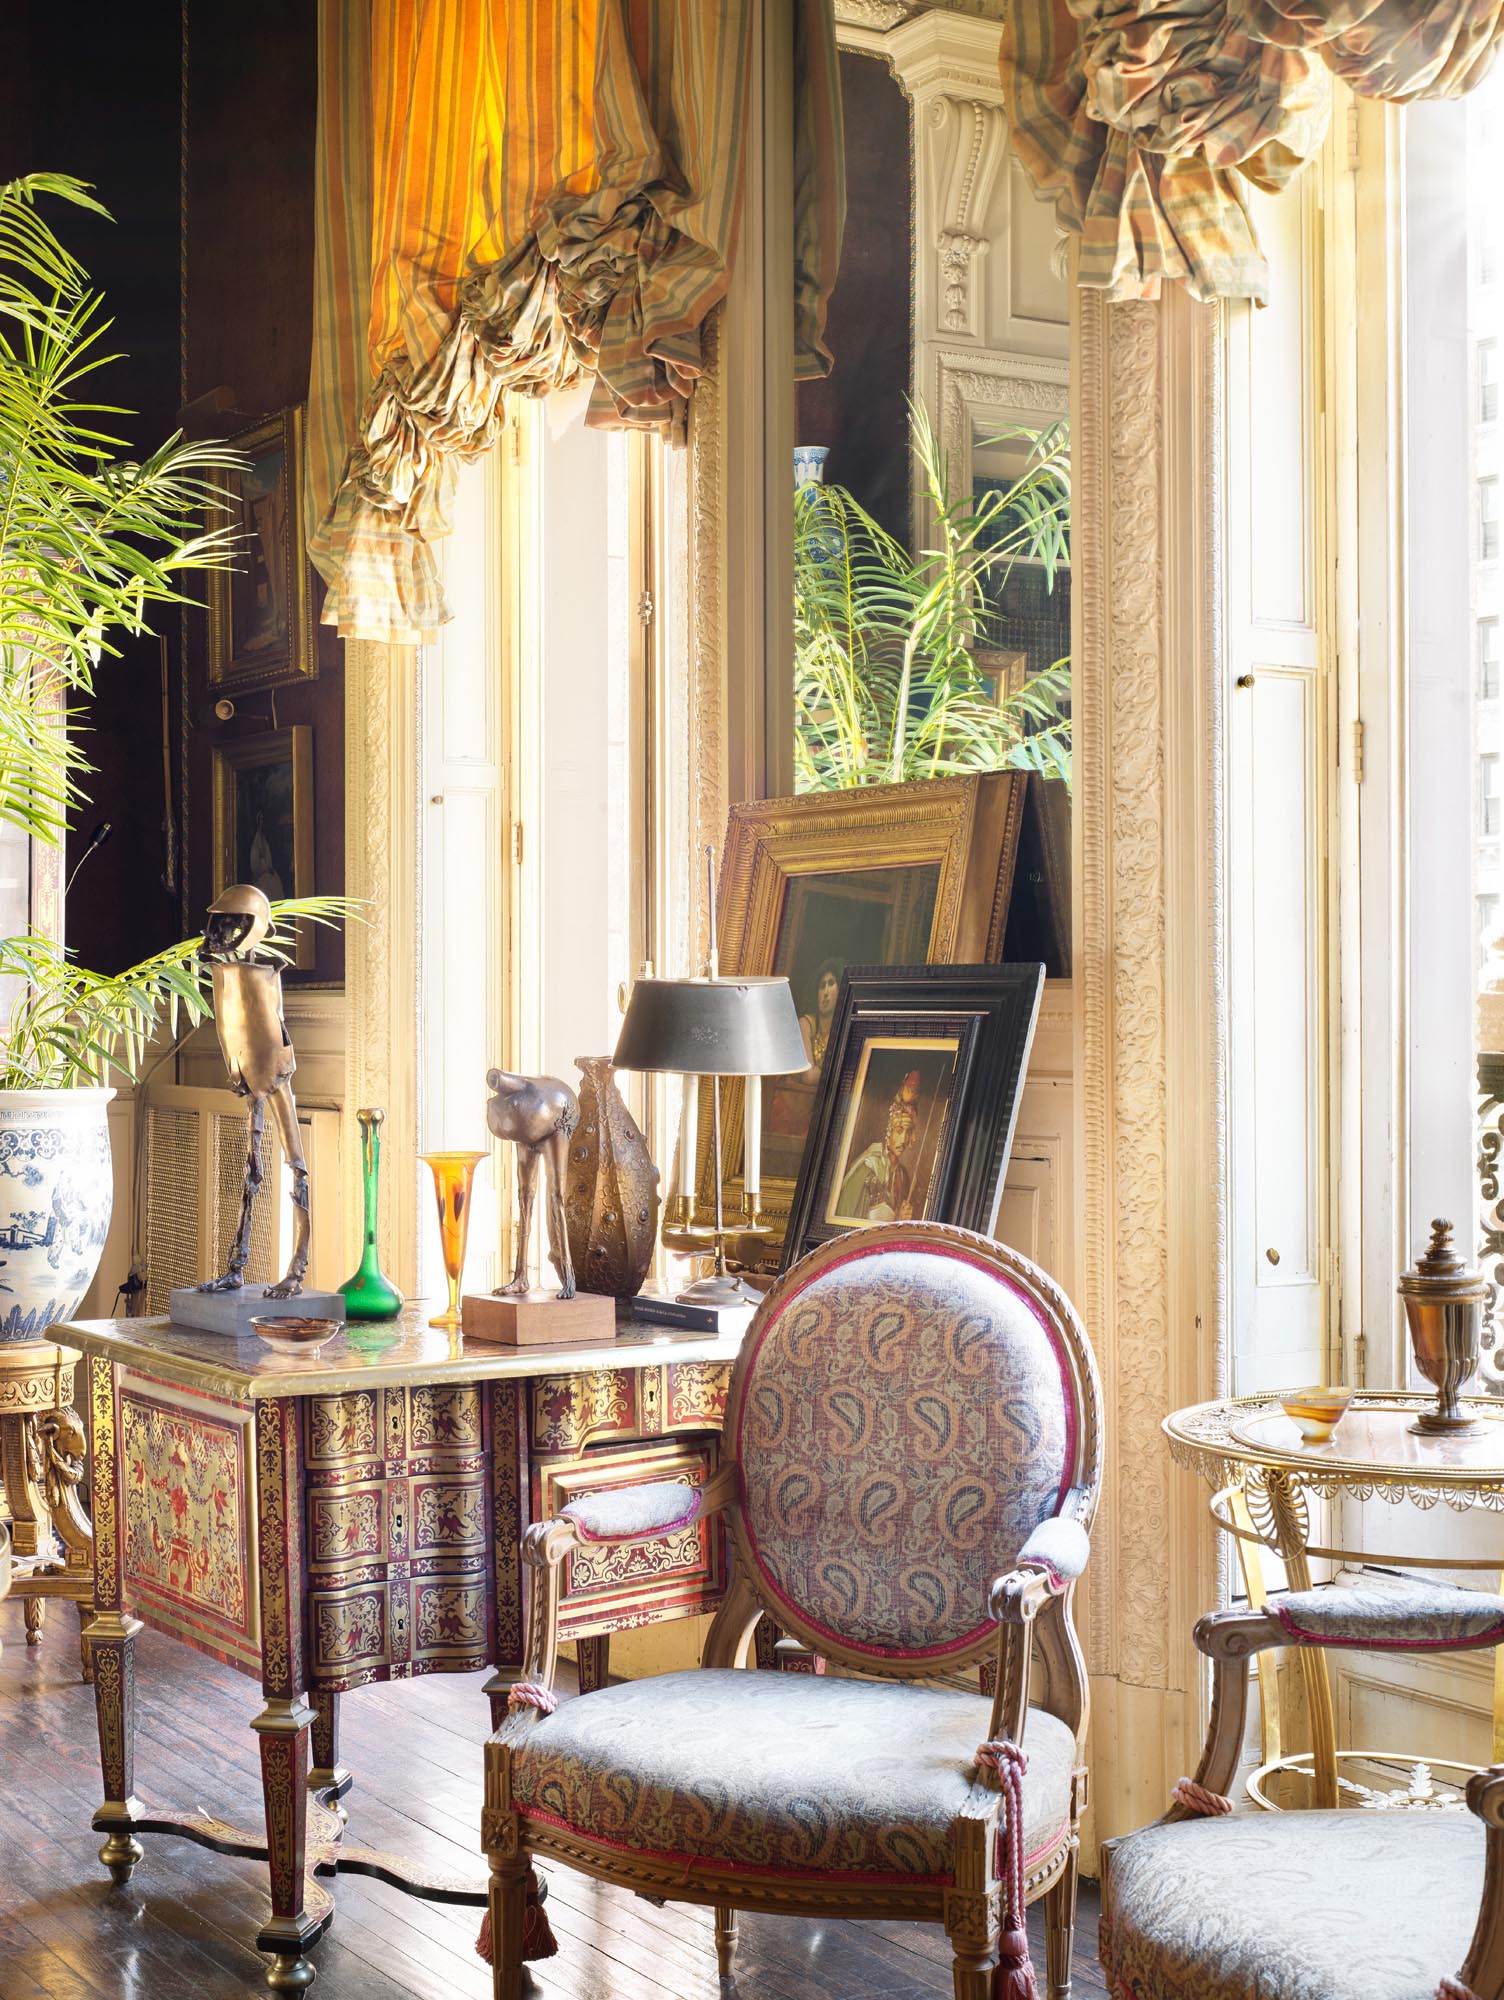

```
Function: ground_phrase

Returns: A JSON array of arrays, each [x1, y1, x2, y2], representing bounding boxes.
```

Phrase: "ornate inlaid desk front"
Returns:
[[66, 1307, 740, 1991], [1165, 1392, 1504, 1810]]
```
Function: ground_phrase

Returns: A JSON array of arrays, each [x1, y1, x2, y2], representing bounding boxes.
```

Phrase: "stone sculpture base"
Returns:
[[168, 1288, 347, 1335], [461, 1290, 616, 1347]]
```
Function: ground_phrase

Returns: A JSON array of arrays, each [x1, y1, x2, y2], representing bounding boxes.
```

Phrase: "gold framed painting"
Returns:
[[205, 406, 316, 689], [212, 725, 315, 968], [700, 771, 1027, 1254]]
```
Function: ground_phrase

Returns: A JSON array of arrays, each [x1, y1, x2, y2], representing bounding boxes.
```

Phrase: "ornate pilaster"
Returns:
[[1073, 284, 1228, 1845], [343, 639, 419, 1294]]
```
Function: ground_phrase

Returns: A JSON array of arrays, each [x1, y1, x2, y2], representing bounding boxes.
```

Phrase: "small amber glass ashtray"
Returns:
[[249, 1315, 344, 1357], [1278, 1385, 1354, 1444]]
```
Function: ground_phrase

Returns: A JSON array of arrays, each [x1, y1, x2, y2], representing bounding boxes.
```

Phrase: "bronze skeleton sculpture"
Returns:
[[197, 884, 310, 1299], [485, 1068, 579, 1300]]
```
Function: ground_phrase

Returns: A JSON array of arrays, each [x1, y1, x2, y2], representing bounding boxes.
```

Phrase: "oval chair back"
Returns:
[[722, 1220, 1103, 1676]]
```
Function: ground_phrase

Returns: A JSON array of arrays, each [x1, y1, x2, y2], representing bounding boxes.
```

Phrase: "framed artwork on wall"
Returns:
[[212, 725, 315, 968], [703, 771, 1028, 1254], [779, 961, 1044, 1272], [205, 406, 317, 689]]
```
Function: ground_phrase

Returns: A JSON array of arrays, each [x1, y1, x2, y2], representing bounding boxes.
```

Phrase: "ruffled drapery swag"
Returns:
[[309, 0, 844, 645], [1001, 1, 1504, 305]]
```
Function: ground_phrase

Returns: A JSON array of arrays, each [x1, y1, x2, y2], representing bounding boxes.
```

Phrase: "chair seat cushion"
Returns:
[[508, 1668, 1076, 1883], [1101, 1809, 1483, 2000]]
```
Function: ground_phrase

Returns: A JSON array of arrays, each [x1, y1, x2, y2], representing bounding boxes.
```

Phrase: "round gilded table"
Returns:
[[1164, 1391, 1504, 1810]]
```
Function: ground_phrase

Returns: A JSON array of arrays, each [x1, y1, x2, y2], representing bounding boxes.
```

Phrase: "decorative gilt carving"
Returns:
[[930, 95, 1005, 341], [343, 638, 419, 1297], [1073, 279, 1226, 1837], [688, 306, 727, 969]]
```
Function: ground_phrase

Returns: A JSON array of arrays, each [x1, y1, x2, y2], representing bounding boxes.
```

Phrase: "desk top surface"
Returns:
[[57, 1301, 748, 1402]]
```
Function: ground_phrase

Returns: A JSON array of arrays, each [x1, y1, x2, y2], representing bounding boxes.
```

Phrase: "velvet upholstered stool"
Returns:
[[480, 1220, 1103, 1999]]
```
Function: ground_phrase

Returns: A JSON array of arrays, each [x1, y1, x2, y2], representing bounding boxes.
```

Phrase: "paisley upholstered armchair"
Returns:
[[481, 1221, 1103, 1999], [1100, 1591, 1504, 2000]]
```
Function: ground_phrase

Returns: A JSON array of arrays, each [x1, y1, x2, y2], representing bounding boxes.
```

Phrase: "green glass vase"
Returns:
[[340, 1108, 405, 1321]]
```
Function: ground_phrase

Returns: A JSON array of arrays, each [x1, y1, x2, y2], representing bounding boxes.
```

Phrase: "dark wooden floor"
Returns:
[[0, 1602, 1107, 1998]]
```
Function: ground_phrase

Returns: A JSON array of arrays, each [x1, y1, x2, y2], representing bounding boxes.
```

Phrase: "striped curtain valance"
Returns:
[[308, 0, 844, 646], [1001, 1, 1504, 306]]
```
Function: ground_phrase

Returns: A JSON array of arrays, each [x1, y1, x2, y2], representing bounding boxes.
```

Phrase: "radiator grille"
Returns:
[[143, 1108, 202, 1315]]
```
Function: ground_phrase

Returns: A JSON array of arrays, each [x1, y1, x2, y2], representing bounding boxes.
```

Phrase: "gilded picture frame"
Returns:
[[779, 961, 1045, 1272], [701, 771, 1028, 1256], [205, 406, 316, 690], [212, 725, 315, 969]]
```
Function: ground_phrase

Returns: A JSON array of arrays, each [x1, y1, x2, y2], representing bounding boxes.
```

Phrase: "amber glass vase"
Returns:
[[420, 1149, 486, 1331]]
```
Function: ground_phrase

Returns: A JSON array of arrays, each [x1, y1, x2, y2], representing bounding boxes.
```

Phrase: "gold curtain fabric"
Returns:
[[1001, 1, 1504, 305], [308, 0, 845, 646]]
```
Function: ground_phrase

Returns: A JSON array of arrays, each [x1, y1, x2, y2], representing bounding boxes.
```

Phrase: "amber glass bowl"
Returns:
[[249, 1315, 344, 1357], [1278, 1385, 1355, 1445]]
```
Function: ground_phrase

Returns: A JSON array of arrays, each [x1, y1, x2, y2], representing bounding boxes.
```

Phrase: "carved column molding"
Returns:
[[1073, 283, 1228, 1846], [343, 639, 420, 1296]]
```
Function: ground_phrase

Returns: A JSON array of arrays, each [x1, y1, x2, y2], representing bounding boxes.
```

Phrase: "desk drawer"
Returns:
[[529, 1361, 732, 1454], [533, 1436, 725, 1638]]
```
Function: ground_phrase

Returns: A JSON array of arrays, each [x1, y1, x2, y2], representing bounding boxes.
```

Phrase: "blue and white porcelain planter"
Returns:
[[0, 1088, 115, 1342]]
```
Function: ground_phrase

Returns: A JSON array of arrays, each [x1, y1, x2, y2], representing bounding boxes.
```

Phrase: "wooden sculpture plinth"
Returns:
[[462, 1290, 617, 1347], [0, 1340, 93, 1676]]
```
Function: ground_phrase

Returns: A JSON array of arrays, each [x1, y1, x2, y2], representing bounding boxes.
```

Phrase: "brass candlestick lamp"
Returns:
[[1400, 1217, 1487, 1435], [615, 849, 806, 1308]]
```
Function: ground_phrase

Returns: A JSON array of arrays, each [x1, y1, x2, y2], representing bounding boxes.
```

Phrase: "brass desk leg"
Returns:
[[309, 1688, 352, 1806], [255, 1397, 324, 1993], [253, 1696, 319, 1994], [1264, 1470, 1338, 1809], [84, 1355, 144, 1879]]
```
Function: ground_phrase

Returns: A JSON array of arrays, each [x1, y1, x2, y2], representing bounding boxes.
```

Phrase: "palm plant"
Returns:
[[0, 173, 349, 1089], [793, 403, 1071, 792]]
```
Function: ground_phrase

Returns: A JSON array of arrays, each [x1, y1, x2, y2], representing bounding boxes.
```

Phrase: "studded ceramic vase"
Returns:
[[563, 1057, 660, 1300], [0, 1088, 115, 1341]]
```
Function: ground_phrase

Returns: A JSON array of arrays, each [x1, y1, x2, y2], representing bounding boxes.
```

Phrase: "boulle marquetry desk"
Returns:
[[64, 1305, 741, 1992]]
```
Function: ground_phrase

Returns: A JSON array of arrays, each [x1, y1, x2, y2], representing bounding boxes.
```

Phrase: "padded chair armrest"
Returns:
[[1018, 1514, 1091, 1585], [1195, 1583, 1504, 1664], [522, 1461, 739, 1572], [1452, 1766, 1504, 2000]]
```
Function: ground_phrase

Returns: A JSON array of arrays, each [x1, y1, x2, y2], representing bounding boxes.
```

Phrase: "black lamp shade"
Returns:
[[613, 977, 807, 1077]]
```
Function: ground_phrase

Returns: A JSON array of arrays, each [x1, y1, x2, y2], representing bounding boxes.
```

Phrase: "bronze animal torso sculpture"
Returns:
[[485, 1068, 579, 1300]]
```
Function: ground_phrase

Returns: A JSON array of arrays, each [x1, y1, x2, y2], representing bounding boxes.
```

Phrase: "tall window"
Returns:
[[1482, 338, 1499, 424], [1482, 752, 1502, 839], [1481, 616, 1501, 698], [1482, 475, 1500, 563]]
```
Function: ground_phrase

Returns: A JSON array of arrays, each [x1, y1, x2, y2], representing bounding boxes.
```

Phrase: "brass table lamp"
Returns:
[[614, 973, 807, 1308]]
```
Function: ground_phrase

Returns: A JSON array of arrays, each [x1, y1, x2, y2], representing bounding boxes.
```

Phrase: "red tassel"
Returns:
[[474, 1865, 559, 1964], [975, 1740, 1039, 2000], [996, 1923, 1038, 2000]]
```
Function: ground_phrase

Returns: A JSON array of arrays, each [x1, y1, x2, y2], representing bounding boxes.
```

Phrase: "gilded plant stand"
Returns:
[[65, 1305, 739, 1992], [1165, 1391, 1504, 1810], [0, 1339, 93, 1674]]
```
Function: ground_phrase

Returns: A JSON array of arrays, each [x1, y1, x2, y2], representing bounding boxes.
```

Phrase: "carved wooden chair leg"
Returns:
[[714, 1904, 738, 1977], [24, 1593, 43, 1645], [488, 1852, 529, 2000], [1045, 1840, 1079, 1998], [75, 1597, 94, 1681]]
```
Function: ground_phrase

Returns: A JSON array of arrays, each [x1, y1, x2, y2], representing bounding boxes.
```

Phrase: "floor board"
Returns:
[[0, 1604, 1107, 1998]]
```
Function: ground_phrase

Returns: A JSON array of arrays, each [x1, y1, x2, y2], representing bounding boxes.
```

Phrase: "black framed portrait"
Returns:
[[779, 961, 1044, 1271]]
